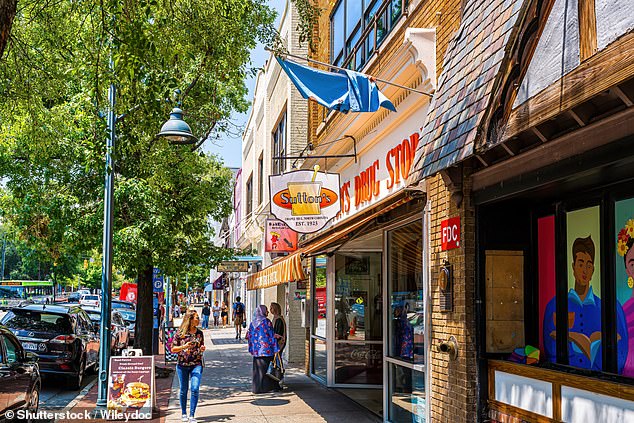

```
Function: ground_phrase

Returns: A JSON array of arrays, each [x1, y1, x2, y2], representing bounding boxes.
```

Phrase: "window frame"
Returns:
[[272, 112, 287, 175], [245, 174, 253, 218]]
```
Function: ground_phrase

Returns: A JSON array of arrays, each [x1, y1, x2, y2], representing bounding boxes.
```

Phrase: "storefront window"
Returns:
[[614, 198, 634, 377], [334, 251, 382, 385], [314, 256, 327, 339], [388, 220, 424, 363], [312, 338, 327, 380], [388, 363, 425, 422]]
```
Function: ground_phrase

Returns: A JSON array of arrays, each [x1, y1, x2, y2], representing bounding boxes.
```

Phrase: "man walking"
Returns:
[[201, 302, 211, 330], [233, 296, 246, 340]]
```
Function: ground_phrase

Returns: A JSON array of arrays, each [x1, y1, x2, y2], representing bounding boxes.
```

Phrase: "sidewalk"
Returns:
[[166, 327, 381, 423]]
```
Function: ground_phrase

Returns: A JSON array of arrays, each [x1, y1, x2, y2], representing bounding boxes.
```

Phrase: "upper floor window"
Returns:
[[331, 0, 408, 70], [272, 112, 287, 175], [246, 174, 253, 217], [258, 153, 264, 205]]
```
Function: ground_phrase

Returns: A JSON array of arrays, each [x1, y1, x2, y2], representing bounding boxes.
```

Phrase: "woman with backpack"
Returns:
[[233, 296, 246, 340]]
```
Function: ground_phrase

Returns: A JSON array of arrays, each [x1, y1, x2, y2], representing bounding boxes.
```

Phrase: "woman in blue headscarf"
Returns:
[[246, 304, 280, 393]]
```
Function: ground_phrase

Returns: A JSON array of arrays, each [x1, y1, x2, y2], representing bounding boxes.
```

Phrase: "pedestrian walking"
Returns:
[[212, 301, 221, 328], [201, 302, 210, 329], [171, 310, 206, 423], [246, 305, 280, 394], [233, 296, 246, 340], [221, 301, 228, 328]]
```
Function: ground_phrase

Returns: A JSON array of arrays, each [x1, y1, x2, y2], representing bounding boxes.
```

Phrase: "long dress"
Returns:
[[246, 319, 280, 393]]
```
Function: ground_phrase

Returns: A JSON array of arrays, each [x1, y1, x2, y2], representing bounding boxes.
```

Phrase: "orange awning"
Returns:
[[246, 252, 306, 291]]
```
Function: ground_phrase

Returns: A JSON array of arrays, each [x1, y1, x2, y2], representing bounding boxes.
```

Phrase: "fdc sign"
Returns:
[[441, 217, 460, 251]]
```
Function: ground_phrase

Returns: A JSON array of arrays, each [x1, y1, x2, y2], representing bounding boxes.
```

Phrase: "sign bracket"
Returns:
[[276, 135, 358, 167]]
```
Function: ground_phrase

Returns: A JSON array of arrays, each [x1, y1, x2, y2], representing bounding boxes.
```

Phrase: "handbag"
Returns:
[[266, 352, 285, 382], [242, 321, 247, 328]]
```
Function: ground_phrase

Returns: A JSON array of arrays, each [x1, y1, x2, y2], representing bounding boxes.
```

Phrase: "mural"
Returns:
[[543, 207, 608, 371], [614, 198, 634, 377]]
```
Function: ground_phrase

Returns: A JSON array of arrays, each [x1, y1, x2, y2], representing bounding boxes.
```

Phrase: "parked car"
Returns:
[[31, 295, 52, 305], [67, 292, 81, 303], [76, 289, 91, 296], [111, 300, 136, 343], [81, 307, 130, 355], [0, 324, 41, 419], [0, 304, 100, 389], [111, 299, 135, 311], [79, 294, 100, 308]]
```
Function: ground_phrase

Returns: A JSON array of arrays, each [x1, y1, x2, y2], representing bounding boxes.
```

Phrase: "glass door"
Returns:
[[332, 251, 383, 386], [310, 255, 328, 382], [385, 219, 427, 422]]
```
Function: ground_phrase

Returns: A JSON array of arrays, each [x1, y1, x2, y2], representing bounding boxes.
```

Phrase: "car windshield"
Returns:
[[112, 302, 134, 310], [2, 310, 72, 333], [84, 295, 99, 301]]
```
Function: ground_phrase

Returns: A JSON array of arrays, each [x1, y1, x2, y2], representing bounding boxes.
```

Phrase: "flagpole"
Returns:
[[265, 47, 434, 98]]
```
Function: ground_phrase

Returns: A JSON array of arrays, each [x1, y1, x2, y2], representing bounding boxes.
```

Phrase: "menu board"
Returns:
[[108, 356, 155, 419]]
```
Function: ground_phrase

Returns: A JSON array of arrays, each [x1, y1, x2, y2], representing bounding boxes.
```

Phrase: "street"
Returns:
[[39, 374, 97, 410]]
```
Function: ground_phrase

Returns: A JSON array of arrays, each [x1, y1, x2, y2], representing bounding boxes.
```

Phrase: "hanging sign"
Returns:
[[217, 261, 249, 272], [441, 217, 461, 250], [152, 268, 164, 293], [265, 219, 298, 252], [270, 170, 341, 233]]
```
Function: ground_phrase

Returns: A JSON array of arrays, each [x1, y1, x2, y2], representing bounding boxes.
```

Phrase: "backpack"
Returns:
[[235, 302, 244, 315]]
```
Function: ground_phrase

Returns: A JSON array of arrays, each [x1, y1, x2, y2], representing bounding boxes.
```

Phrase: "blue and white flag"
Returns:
[[276, 56, 396, 113]]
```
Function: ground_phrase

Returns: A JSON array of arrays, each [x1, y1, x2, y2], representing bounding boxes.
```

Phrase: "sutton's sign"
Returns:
[[269, 170, 341, 233]]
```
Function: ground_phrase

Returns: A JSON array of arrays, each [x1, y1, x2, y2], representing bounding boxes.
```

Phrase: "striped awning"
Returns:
[[246, 252, 306, 291]]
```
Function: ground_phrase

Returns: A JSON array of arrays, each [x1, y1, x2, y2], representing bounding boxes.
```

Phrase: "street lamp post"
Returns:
[[96, 82, 198, 408], [96, 57, 116, 408]]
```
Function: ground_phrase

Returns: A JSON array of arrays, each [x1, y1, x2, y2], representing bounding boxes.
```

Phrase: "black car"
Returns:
[[0, 324, 41, 419], [1, 304, 100, 389], [81, 307, 131, 355], [111, 300, 136, 343]]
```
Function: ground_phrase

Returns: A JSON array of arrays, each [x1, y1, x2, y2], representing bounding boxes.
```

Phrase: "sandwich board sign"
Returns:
[[107, 355, 155, 419]]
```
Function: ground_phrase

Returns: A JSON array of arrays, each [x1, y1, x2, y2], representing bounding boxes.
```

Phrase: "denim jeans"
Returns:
[[201, 314, 209, 329], [176, 364, 203, 416]]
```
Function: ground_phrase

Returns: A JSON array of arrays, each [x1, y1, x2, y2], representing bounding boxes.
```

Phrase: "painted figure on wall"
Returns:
[[616, 219, 634, 376], [543, 236, 628, 371]]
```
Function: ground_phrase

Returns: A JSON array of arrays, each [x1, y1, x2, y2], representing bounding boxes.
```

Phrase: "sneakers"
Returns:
[[181, 415, 188, 422], [189, 418, 198, 423]]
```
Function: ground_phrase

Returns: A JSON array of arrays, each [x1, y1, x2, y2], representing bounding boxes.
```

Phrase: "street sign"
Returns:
[[218, 261, 249, 272], [152, 268, 164, 292]]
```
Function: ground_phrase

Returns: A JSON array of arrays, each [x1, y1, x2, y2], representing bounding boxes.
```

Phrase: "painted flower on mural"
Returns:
[[617, 219, 634, 256]]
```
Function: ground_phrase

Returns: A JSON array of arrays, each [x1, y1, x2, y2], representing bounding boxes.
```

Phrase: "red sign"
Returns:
[[265, 219, 298, 252], [441, 217, 461, 250], [119, 282, 138, 303]]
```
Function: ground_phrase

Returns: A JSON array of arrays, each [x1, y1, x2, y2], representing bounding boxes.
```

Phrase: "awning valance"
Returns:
[[246, 252, 306, 291]]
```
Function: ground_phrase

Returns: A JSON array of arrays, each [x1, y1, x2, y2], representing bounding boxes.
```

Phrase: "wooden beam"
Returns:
[[613, 86, 634, 107], [568, 109, 586, 127], [531, 126, 548, 143], [502, 31, 634, 142], [578, 0, 598, 61], [501, 142, 516, 156], [473, 107, 634, 191]]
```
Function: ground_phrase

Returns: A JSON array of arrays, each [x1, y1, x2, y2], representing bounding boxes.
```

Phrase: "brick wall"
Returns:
[[426, 167, 477, 422]]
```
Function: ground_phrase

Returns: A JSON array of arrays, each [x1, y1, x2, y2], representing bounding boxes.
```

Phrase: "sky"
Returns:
[[202, 0, 288, 169]]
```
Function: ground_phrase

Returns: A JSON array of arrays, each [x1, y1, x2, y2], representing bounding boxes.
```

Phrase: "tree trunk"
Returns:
[[134, 262, 154, 355], [0, 0, 17, 59]]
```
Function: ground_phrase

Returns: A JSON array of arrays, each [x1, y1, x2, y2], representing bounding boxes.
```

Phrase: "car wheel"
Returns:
[[67, 359, 85, 390], [27, 385, 39, 412]]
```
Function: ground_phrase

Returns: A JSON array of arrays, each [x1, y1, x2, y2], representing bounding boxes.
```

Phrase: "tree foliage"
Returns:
[[0, 0, 275, 353]]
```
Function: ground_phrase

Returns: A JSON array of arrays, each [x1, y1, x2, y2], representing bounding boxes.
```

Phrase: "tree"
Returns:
[[0, 0, 276, 354]]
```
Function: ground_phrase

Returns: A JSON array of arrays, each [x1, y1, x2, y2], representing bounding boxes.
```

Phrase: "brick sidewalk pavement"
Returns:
[[166, 327, 381, 423]]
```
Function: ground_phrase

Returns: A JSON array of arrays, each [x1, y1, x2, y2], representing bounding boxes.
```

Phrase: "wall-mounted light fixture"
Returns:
[[438, 260, 453, 312]]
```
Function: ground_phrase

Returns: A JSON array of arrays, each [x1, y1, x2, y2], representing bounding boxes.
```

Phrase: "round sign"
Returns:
[[127, 292, 136, 302], [153, 279, 163, 289]]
